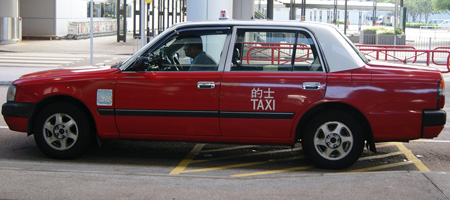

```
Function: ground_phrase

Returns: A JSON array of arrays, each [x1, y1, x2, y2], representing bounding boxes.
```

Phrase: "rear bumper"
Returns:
[[422, 110, 446, 138]]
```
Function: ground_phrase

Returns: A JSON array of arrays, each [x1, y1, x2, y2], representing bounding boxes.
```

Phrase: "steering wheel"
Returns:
[[172, 53, 181, 71], [162, 54, 181, 71]]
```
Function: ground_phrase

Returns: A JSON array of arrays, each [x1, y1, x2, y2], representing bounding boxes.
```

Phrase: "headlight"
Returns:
[[6, 84, 17, 102]]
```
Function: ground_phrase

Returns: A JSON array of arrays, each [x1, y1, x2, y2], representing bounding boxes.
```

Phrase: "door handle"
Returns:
[[197, 81, 215, 89], [302, 82, 321, 90]]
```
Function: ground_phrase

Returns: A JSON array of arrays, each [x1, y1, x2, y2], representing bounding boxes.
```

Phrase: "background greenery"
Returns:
[[378, 0, 449, 23]]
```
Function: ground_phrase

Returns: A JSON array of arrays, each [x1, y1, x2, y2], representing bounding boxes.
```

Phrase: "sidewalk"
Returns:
[[0, 33, 139, 55], [0, 34, 141, 85], [0, 169, 450, 199]]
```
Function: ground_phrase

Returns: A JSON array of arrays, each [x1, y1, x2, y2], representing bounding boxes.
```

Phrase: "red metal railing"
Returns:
[[356, 45, 418, 63], [357, 45, 450, 73], [239, 43, 450, 73], [243, 42, 310, 65], [433, 47, 450, 66]]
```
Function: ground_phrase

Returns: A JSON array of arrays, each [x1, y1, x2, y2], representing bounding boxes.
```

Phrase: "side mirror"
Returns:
[[111, 61, 122, 69]]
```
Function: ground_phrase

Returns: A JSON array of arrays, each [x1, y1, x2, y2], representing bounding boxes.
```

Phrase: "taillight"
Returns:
[[437, 78, 445, 109]]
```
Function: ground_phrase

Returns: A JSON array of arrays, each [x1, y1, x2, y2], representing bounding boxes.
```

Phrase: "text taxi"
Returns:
[[2, 21, 446, 169]]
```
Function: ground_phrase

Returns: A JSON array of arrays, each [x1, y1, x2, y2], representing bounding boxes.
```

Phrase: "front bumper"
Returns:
[[2, 102, 35, 133], [2, 102, 35, 118], [422, 110, 446, 138]]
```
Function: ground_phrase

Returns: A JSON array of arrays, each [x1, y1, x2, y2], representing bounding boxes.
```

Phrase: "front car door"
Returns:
[[220, 27, 327, 140], [114, 27, 230, 137]]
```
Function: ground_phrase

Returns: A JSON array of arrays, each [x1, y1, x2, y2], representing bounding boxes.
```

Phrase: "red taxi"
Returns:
[[2, 21, 446, 169]]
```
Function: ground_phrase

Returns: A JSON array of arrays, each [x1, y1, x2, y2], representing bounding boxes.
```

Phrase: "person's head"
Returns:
[[183, 35, 203, 58]]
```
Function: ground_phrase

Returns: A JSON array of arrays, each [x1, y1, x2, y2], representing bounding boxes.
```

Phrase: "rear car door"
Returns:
[[220, 27, 327, 138], [114, 27, 230, 136]]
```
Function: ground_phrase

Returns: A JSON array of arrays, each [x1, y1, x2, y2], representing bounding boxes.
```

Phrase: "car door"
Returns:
[[220, 27, 327, 138], [114, 28, 230, 136]]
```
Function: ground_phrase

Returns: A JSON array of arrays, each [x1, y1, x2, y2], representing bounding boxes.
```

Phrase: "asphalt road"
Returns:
[[1, 75, 450, 199]]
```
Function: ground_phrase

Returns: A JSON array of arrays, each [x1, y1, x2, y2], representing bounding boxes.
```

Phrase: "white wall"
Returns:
[[186, 0, 233, 21], [233, 0, 254, 20], [56, 0, 88, 36], [20, 0, 56, 36]]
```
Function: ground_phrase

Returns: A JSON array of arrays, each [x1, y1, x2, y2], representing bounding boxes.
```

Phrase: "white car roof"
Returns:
[[128, 20, 366, 72]]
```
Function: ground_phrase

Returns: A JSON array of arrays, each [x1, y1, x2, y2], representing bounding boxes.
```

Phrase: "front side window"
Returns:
[[128, 30, 228, 72], [231, 29, 322, 72]]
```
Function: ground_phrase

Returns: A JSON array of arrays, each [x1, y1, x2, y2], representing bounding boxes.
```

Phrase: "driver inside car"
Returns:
[[183, 35, 217, 71]]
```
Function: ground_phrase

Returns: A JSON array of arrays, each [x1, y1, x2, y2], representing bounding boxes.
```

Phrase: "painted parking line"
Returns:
[[181, 156, 303, 174], [346, 142, 430, 173], [170, 142, 431, 177], [358, 151, 404, 161], [394, 142, 430, 172], [345, 161, 414, 173], [169, 145, 313, 177], [169, 143, 205, 175], [231, 165, 314, 178], [0, 126, 9, 129], [170, 144, 302, 175]]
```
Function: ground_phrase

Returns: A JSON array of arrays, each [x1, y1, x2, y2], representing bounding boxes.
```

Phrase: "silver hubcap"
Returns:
[[313, 121, 353, 160], [43, 113, 78, 151]]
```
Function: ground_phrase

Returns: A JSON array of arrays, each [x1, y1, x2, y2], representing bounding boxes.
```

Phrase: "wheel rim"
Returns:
[[313, 121, 354, 161], [42, 113, 79, 151]]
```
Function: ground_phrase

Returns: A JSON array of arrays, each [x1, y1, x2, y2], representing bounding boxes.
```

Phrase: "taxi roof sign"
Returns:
[[219, 10, 229, 20]]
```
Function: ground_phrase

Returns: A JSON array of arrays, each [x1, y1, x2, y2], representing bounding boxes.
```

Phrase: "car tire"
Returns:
[[302, 110, 365, 169], [33, 102, 92, 159]]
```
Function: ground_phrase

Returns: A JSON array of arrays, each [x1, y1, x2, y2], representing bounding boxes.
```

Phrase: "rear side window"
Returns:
[[231, 29, 322, 72]]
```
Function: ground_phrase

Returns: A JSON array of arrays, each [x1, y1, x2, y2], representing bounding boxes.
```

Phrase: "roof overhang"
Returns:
[[280, 0, 396, 12]]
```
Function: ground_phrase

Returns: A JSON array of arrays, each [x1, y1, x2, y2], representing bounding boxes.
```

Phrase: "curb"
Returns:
[[0, 81, 13, 86]]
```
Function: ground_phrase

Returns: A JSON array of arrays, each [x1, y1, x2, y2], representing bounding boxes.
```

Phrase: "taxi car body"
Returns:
[[2, 21, 446, 169]]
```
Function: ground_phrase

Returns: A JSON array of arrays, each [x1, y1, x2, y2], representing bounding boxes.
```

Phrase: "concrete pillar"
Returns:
[[0, 0, 21, 43], [233, 0, 254, 20], [0, 0, 19, 17], [267, 0, 273, 19], [186, 0, 233, 21]]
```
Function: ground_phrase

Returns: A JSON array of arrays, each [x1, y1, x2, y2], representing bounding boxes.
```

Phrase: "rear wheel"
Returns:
[[33, 102, 92, 159], [302, 110, 364, 169]]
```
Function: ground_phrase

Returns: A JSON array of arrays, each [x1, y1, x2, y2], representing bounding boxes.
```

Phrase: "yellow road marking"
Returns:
[[179, 156, 303, 174], [169, 143, 205, 175], [170, 142, 429, 176], [358, 151, 404, 161], [231, 165, 313, 177], [375, 143, 396, 148], [344, 161, 414, 173], [393, 142, 430, 172], [181, 161, 271, 174], [346, 142, 430, 173]]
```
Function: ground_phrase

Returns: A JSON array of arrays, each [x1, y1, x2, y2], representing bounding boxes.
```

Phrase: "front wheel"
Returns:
[[33, 102, 92, 159], [302, 110, 365, 169]]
